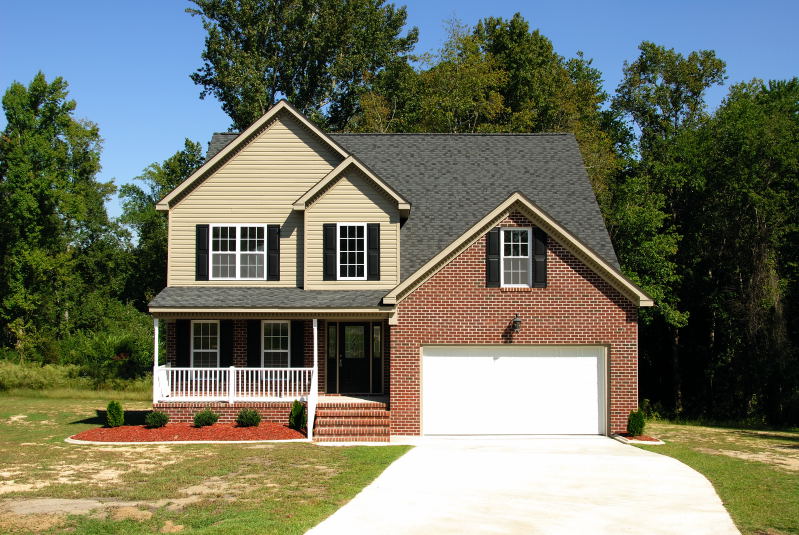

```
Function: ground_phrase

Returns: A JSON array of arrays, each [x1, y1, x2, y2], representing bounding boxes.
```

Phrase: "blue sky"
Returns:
[[2, 1, 797, 218]]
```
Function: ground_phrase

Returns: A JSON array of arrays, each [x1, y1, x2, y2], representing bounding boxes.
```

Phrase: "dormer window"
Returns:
[[323, 222, 380, 281], [210, 224, 265, 280]]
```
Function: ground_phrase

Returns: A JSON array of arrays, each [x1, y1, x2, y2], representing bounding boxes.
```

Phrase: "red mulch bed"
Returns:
[[71, 422, 305, 442], [620, 433, 661, 442]]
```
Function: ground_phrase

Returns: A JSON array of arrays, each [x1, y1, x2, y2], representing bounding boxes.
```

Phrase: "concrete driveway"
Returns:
[[308, 436, 739, 535]]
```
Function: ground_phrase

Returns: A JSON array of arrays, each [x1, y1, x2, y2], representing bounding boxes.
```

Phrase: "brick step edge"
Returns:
[[317, 403, 388, 411], [314, 426, 390, 436], [314, 436, 390, 443], [316, 410, 389, 418], [315, 418, 390, 427]]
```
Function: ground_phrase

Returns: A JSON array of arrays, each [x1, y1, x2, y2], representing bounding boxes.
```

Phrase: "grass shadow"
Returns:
[[70, 409, 150, 426]]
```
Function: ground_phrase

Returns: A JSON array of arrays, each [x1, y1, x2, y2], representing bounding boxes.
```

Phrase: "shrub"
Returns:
[[194, 408, 219, 427], [145, 410, 169, 428], [236, 408, 261, 427], [106, 400, 124, 427], [0, 361, 90, 391], [627, 408, 646, 436], [288, 400, 306, 431]]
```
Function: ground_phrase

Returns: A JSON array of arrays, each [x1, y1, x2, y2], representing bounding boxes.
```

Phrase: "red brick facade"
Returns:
[[389, 212, 638, 435]]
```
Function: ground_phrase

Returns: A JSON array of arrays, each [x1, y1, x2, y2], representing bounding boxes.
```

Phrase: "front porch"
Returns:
[[150, 315, 390, 440]]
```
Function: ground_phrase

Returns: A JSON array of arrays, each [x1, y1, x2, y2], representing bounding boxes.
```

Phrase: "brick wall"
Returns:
[[166, 320, 176, 366], [390, 212, 638, 435], [302, 319, 327, 393], [153, 401, 296, 424]]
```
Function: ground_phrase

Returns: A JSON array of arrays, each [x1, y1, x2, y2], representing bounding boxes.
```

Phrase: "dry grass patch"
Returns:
[[0, 392, 409, 534]]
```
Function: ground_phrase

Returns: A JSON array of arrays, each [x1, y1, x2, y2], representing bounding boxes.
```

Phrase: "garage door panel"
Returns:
[[422, 346, 605, 435]]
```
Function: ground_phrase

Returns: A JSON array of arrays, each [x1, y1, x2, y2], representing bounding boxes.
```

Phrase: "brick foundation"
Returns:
[[153, 401, 295, 424], [390, 211, 638, 436]]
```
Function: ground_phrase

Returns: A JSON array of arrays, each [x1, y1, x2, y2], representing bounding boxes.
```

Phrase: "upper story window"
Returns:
[[338, 223, 366, 280], [501, 227, 532, 287], [191, 320, 219, 367], [210, 224, 265, 280]]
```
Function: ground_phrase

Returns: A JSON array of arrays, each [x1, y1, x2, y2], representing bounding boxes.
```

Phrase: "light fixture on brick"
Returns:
[[511, 314, 522, 333]]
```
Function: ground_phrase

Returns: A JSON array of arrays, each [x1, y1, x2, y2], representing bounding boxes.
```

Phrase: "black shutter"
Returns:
[[219, 320, 233, 367], [247, 320, 261, 367], [176, 320, 190, 367], [533, 228, 548, 288], [367, 223, 380, 280], [290, 320, 305, 367], [195, 225, 209, 281], [323, 224, 337, 281], [266, 225, 280, 281], [486, 227, 500, 287]]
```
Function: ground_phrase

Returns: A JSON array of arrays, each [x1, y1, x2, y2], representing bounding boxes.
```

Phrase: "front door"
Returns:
[[338, 323, 370, 393]]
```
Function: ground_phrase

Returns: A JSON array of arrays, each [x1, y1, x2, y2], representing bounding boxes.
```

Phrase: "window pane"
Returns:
[[344, 326, 365, 358], [338, 225, 365, 278], [263, 322, 289, 367], [212, 253, 236, 278], [372, 324, 382, 359], [240, 253, 264, 279]]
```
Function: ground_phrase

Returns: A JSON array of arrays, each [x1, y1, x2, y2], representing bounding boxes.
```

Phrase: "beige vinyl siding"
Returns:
[[305, 168, 400, 289], [168, 112, 341, 286]]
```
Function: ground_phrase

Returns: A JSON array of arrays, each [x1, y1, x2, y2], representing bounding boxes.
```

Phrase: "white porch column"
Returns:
[[152, 318, 159, 404], [308, 318, 319, 441]]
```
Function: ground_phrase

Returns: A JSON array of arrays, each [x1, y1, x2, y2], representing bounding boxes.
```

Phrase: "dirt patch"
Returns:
[[160, 520, 185, 532], [5, 498, 104, 515], [696, 447, 799, 472], [0, 511, 64, 533], [71, 422, 305, 442], [111, 506, 152, 522], [649, 422, 799, 472]]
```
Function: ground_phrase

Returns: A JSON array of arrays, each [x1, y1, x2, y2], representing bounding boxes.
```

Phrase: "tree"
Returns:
[[188, 0, 418, 131], [120, 139, 205, 309], [609, 43, 726, 412], [0, 72, 124, 354]]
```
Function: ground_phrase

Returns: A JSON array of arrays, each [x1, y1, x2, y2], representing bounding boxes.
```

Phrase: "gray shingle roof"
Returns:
[[330, 133, 619, 278], [150, 287, 389, 309], [205, 131, 619, 277], [169, 130, 618, 310]]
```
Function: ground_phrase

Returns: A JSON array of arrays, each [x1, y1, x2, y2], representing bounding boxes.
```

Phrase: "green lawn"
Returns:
[[641, 421, 799, 535], [0, 390, 410, 534]]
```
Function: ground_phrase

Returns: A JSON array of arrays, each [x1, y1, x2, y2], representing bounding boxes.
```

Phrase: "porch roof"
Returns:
[[149, 286, 390, 312]]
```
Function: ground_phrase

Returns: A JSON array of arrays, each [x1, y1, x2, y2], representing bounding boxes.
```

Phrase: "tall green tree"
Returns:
[[188, 0, 418, 131], [609, 42, 726, 412], [0, 72, 124, 355], [677, 79, 799, 423], [120, 140, 205, 309]]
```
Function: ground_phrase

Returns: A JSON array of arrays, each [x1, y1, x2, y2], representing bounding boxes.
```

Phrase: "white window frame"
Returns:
[[336, 222, 367, 281], [261, 320, 291, 368], [209, 224, 267, 281], [190, 320, 220, 368], [500, 227, 533, 288]]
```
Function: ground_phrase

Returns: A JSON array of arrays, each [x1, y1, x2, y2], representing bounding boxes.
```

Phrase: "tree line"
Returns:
[[1, 1, 796, 424]]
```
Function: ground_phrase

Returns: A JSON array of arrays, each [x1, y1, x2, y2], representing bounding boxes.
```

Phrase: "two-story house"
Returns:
[[148, 100, 652, 441]]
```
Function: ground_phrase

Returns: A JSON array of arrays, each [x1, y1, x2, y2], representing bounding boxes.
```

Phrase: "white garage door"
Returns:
[[422, 345, 605, 435]]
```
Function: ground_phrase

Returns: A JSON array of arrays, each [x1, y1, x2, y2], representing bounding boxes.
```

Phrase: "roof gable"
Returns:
[[156, 100, 350, 211], [293, 156, 410, 214], [382, 192, 652, 307]]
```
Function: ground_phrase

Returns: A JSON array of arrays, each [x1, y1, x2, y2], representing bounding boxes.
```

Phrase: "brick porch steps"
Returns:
[[313, 401, 390, 442]]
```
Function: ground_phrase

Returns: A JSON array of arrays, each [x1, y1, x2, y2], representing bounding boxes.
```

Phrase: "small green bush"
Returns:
[[627, 408, 646, 436], [194, 408, 219, 427], [288, 400, 306, 431], [106, 400, 124, 427], [144, 410, 169, 428], [236, 408, 262, 427]]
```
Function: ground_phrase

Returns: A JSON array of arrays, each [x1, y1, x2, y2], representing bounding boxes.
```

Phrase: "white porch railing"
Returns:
[[154, 365, 313, 403]]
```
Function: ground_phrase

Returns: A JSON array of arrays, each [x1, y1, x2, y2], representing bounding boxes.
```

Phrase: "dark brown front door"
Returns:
[[339, 323, 370, 393], [326, 322, 383, 394]]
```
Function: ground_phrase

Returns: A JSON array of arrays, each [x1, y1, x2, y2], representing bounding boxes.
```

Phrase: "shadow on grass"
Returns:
[[70, 409, 150, 426], [734, 430, 799, 443]]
